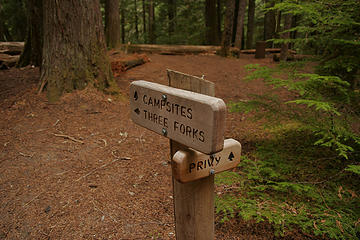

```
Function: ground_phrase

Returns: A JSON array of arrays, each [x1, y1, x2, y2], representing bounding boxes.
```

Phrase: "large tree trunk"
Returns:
[[280, 14, 292, 61], [234, 0, 247, 50], [17, 0, 42, 67], [40, 0, 114, 102], [105, 0, 121, 49], [246, 0, 255, 49], [148, 0, 156, 44], [205, 0, 219, 45], [220, 0, 235, 57], [168, 0, 176, 43], [264, 0, 276, 48]]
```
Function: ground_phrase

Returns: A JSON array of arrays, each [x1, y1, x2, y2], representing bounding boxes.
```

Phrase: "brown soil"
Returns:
[[0, 54, 319, 239]]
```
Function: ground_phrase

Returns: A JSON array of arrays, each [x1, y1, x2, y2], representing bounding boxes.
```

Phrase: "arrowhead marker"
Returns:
[[134, 91, 138, 101], [228, 152, 234, 161], [134, 108, 140, 115]]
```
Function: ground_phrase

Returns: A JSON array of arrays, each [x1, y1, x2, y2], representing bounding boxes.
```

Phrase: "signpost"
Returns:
[[130, 80, 226, 154], [129, 69, 242, 239], [172, 138, 241, 183]]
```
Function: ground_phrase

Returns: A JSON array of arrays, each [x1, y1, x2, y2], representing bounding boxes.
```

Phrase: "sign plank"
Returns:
[[130, 80, 226, 154], [172, 139, 241, 183]]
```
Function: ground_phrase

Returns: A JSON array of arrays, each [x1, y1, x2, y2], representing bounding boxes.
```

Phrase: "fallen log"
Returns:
[[0, 53, 19, 69], [272, 53, 313, 62], [122, 44, 220, 55], [109, 51, 149, 77], [0, 42, 24, 54], [120, 44, 298, 57], [241, 48, 296, 55]]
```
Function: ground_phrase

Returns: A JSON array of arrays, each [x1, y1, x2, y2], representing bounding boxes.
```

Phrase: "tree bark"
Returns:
[[234, 0, 247, 50], [168, 0, 176, 43], [134, 0, 139, 41], [0, 5, 12, 41], [120, 2, 125, 44], [17, 0, 42, 67], [217, 0, 222, 40], [220, 0, 235, 57], [40, 0, 114, 102], [205, 0, 219, 45], [142, 0, 146, 42], [246, 0, 255, 49], [148, 0, 156, 44], [264, 0, 276, 48], [105, 0, 121, 49], [280, 14, 292, 61]]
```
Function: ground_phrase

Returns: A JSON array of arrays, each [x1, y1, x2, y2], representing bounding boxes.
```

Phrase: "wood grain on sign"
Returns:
[[130, 80, 226, 154], [168, 69, 216, 240], [172, 139, 241, 183]]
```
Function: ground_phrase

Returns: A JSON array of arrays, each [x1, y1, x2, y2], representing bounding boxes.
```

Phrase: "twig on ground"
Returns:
[[53, 119, 60, 126], [91, 200, 118, 223], [54, 133, 84, 144], [75, 158, 129, 182], [99, 139, 107, 147], [23, 192, 43, 207], [19, 152, 34, 158]]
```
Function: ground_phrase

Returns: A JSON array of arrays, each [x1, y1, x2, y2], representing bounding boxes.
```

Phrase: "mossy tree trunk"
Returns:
[[40, 0, 114, 102], [17, 0, 43, 67]]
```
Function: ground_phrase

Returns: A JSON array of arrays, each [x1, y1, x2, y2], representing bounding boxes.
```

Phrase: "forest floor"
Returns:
[[0, 53, 324, 239]]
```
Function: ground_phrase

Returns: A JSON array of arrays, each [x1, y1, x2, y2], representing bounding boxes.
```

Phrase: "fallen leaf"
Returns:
[[336, 220, 344, 233]]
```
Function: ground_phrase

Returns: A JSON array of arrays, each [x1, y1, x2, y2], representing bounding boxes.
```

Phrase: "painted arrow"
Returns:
[[228, 152, 234, 161]]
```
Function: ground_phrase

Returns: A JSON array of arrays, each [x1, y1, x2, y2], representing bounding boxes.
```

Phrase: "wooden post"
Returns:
[[167, 69, 215, 240], [255, 41, 266, 59]]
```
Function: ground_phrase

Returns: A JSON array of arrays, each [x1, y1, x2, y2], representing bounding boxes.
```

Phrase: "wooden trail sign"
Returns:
[[172, 138, 241, 183], [130, 80, 226, 154]]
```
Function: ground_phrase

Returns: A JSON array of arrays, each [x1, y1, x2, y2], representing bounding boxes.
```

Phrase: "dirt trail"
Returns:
[[0, 54, 310, 239]]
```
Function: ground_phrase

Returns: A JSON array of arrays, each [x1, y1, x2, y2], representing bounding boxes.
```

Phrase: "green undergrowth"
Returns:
[[215, 62, 360, 239], [215, 128, 360, 239]]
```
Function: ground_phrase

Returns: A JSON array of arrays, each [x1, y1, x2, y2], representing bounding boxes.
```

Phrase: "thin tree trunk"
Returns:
[[148, 0, 155, 44], [246, 0, 255, 49], [217, 0, 222, 40], [0, 5, 12, 41], [220, 0, 235, 57], [135, 0, 139, 41], [168, 0, 176, 43], [264, 0, 276, 48], [105, 0, 121, 49], [121, 2, 125, 44], [274, 10, 282, 48], [280, 14, 292, 61], [205, 0, 218, 45], [234, 0, 247, 49], [40, 0, 114, 102], [17, 0, 42, 67], [290, 15, 297, 49], [142, 0, 146, 42]]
